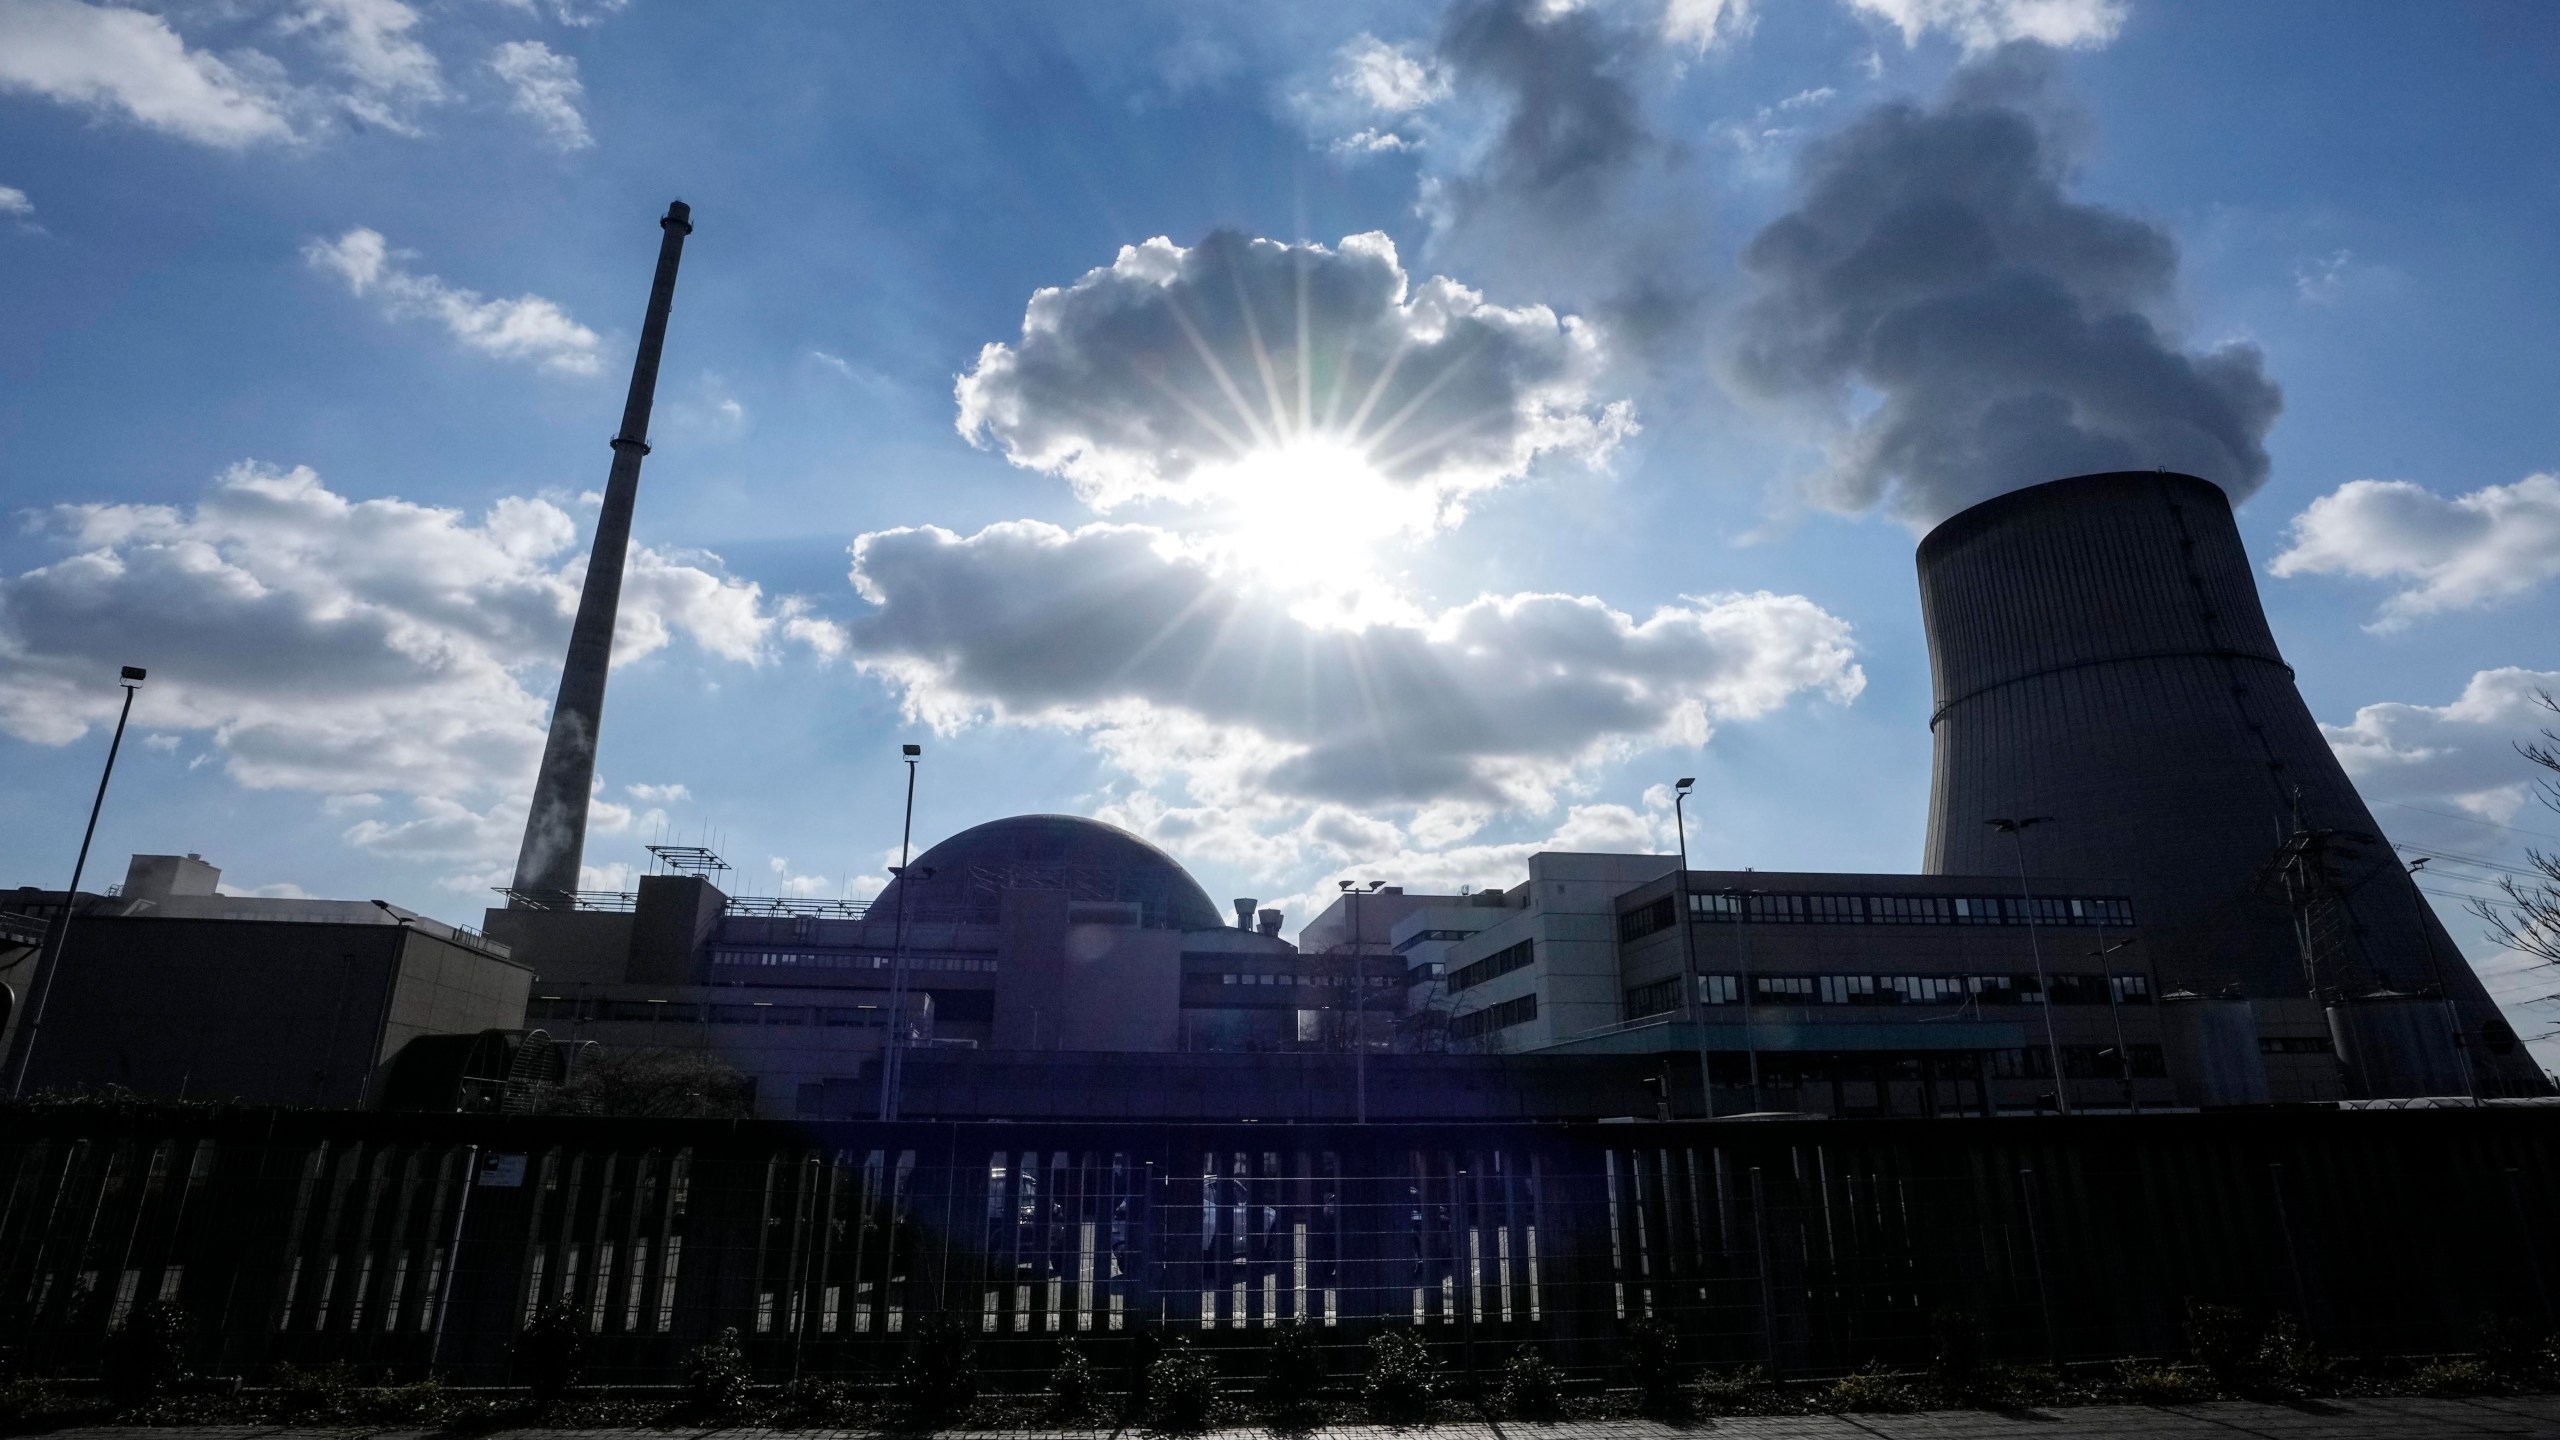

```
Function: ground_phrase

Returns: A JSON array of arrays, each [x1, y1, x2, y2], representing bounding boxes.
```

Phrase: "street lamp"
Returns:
[[1672, 779, 1713, 1119], [10, 665, 145, 1098], [1341, 879, 1383, 1124], [878, 743, 923, 1122], [2091, 934, 2138, 1113], [1987, 817, 2069, 1115]]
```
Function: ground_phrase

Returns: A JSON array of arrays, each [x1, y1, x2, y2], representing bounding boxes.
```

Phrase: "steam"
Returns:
[[1725, 42, 2282, 526]]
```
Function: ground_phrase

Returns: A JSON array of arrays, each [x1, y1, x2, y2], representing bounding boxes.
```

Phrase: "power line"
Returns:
[[2376, 798, 2560, 845]]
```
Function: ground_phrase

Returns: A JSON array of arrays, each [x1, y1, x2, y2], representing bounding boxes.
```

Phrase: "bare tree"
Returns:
[[2467, 688, 2560, 972], [546, 1046, 756, 1119]]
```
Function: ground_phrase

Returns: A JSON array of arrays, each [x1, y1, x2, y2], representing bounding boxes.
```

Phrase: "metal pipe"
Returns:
[[9, 665, 142, 1098], [1673, 781, 1713, 1118], [511, 201, 693, 905], [879, 747, 920, 1122]]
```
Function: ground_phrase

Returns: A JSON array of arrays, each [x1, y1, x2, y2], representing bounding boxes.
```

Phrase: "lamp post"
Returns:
[[1988, 817, 2069, 1115], [877, 743, 922, 1123], [1341, 879, 1383, 1123], [2092, 934, 2138, 1113], [10, 665, 144, 1099], [1672, 779, 1713, 1119], [2405, 856, 2480, 1099]]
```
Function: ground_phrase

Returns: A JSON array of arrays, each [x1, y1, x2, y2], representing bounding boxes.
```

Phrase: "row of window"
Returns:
[[1395, 928, 1480, 953], [1624, 891, 2137, 941], [1451, 994, 1538, 1040], [526, 997, 906, 1027], [1203, 973, 1396, 989], [707, 950, 1000, 973], [1449, 939, 1536, 993], [1991, 1045, 2170, 1079], [1622, 972, 2154, 1018]]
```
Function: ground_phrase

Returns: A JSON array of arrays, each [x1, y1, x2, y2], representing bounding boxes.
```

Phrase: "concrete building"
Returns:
[[1917, 471, 2542, 1096], [1, 853, 531, 1107]]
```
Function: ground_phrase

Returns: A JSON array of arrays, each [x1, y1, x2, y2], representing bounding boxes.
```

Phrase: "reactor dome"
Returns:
[[869, 814, 1226, 932]]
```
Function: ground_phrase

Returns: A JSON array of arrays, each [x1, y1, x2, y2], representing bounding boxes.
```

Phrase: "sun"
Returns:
[[1196, 434, 1434, 602]]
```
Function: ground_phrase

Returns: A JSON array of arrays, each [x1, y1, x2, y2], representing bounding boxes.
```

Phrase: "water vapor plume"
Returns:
[[1726, 41, 2281, 526]]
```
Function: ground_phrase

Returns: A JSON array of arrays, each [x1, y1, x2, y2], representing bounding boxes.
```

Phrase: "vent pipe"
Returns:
[[509, 200, 693, 907], [1233, 897, 1258, 930], [1256, 908, 1283, 938]]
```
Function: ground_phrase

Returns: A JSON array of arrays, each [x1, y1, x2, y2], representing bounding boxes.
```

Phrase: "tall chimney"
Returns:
[[509, 200, 693, 906], [1233, 898, 1257, 930]]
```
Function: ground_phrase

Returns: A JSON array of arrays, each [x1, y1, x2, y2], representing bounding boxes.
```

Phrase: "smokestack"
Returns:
[[1256, 908, 1283, 938], [1233, 898, 1257, 930], [509, 200, 693, 907]]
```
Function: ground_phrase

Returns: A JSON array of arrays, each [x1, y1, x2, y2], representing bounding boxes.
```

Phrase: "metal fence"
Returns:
[[0, 1105, 2551, 1387]]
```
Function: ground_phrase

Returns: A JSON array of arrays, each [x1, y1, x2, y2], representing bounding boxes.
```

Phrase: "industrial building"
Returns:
[[0, 853, 531, 1107]]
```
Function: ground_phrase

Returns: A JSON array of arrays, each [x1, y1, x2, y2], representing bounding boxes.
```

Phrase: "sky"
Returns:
[[1, 0, 2555, 1061]]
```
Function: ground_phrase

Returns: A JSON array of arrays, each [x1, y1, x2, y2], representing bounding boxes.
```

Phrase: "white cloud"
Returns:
[[1663, 0, 1755, 51], [304, 226, 603, 374], [625, 781, 689, 803], [488, 0, 628, 26], [2325, 667, 2560, 824], [0, 0, 295, 147], [0, 185, 31, 217], [2271, 474, 2560, 629], [2295, 248, 2351, 306], [955, 230, 1632, 527], [843, 518, 1863, 819], [280, 0, 444, 132], [1844, 0, 2125, 51], [0, 463, 826, 886], [486, 38, 589, 149], [1333, 34, 1448, 114]]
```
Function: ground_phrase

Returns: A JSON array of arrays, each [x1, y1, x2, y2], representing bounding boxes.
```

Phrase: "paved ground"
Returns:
[[49, 1400, 2560, 1440]]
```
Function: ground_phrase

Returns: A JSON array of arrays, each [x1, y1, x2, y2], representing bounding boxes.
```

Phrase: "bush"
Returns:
[[1260, 1323, 1325, 1420], [2475, 1313, 2550, 1380], [351, 1380, 455, 1425], [0, 1377, 55, 1425], [1046, 1342, 1099, 1421], [2410, 1358, 2501, 1397], [1144, 1336, 1222, 1434], [1495, 1344, 1564, 1420], [2255, 1315, 2327, 1395], [1360, 1328, 1442, 1425], [1929, 1307, 1984, 1396], [892, 1311, 982, 1424], [775, 1377, 858, 1426], [1825, 1364, 1916, 1413], [514, 1299, 585, 1409], [2184, 1301, 2258, 1386], [103, 1299, 191, 1400], [1694, 1365, 1773, 1415], [2112, 1359, 2207, 1403], [266, 1361, 363, 1422], [1622, 1316, 1687, 1418], [684, 1327, 754, 1420]]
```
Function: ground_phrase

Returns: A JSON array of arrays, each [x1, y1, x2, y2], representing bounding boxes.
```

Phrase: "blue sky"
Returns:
[[2, 0, 2555, 1056]]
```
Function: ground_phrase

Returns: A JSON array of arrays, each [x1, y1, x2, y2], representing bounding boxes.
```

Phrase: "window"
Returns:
[[1809, 895, 1865, 922], [2110, 973, 2152, 1004], [1697, 974, 1740, 1005], [1818, 974, 1877, 1005], [1394, 929, 1475, 953], [1689, 892, 1742, 917], [1618, 896, 1677, 941], [1624, 978, 1681, 1019], [1452, 994, 1537, 1040], [2260, 1035, 2335, 1055], [1680, 891, 2133, 927], [1449, 939, 1535, 993], [2046, 974, 2108, 1005], [1754, 975, 1816, 1001]]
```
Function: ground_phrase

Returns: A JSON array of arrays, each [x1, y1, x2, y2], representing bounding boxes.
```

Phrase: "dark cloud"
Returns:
[[1426, 0, 1709, 359], [844, 519, 1862, 810], [1726, 41, 2282, 525], [954, 229, 1626, 519]]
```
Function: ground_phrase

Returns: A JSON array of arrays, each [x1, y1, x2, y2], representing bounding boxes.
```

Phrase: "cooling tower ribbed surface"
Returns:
[[1918, 471, 2543, 1094]]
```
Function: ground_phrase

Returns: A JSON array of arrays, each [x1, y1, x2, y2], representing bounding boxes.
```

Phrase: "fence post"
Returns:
[[2508, 1168, 2552, 1325], [2019, 1167, 2057, 1366], [2267, 1162, 2312, 1339], [1750, 1164, 1778, 1374]]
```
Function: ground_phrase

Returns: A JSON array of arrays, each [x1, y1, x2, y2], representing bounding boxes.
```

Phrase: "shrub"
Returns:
[[2475, 1313, 2550, 1381], [775, 1377, 857, 1426], [103, 1299, 192, 1400], [684, 1327, 755, 1420], [351, 1380, 454, 1425], [1144, 1336, 1222, 1434], [1622, 1316, 1687, 1418], [266, 1361, 363, 1422], [892, 1311, 982, 1424], [1825, 1364, 1915, 1413], [1046, 1342, 1099, 1421], [2410, 1358, 2501, 1397], [514, 1299, 585, 1409], [1260, 1323, 1325, 1420], [2112, 1359, 2207, 1404], [2255, 1315, 2327, 1395], [1928, 1307, 1983, 1396], [1495, 1344, 1564, 1420], [1360, 1328, 1442, 1425], [0, 1377, 54, 1425], [1694, 1365, 1772, 1415], [2184, 1301, 2258, 1386]]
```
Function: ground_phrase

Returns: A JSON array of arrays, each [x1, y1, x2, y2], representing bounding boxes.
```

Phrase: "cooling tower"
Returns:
[[1918, 471, 2543, 1095]]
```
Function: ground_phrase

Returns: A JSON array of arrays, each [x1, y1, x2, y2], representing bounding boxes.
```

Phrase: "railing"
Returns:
[[0, 1106, 2550, 1388], [492, 889, 872, 919]]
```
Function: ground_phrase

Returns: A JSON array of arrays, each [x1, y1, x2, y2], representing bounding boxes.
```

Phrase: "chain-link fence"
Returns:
[[0, 1106, 2551, 1387]]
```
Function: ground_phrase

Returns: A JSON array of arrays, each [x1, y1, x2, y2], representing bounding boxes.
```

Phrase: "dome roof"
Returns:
[[870, 814, 1225, 932]]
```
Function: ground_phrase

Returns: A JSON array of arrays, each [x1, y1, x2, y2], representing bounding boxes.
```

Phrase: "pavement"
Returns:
[[44, 1400, 2560, 1440]]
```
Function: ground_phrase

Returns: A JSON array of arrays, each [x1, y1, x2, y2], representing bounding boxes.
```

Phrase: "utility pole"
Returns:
[[1673, 779, 1714, 1118], [1340, 879, 1382, 1123], [10, 664, 144, 1097]]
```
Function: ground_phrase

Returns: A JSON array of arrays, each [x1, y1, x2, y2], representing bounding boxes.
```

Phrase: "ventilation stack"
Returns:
[[1917, 470, 2543, 1096], [509, 200, 693, 907]]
